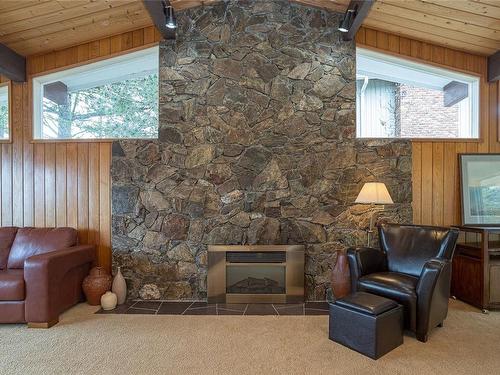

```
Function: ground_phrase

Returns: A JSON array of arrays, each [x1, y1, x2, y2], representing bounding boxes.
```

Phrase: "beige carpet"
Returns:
[[0, 300, 499, 375]]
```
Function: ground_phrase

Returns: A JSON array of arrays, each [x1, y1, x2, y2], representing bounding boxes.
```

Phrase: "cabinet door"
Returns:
[[490, 265, 500, 303], [452, 255, 483, 308]]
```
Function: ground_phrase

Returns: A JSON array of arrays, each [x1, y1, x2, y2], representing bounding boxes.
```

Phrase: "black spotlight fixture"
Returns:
[[338, 7, 357, 33], [162, 1, 177, 29]]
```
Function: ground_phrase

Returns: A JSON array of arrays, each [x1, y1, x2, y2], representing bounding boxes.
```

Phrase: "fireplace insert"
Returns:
[[207, 245, 304, 304]]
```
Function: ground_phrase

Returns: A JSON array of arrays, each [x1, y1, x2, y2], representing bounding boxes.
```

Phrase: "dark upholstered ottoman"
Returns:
[[329, 292, 403, 359]]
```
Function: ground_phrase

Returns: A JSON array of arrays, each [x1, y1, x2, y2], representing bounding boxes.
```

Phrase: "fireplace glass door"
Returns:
[[226, 265, 286, 294], [208, 245, 304, 303]]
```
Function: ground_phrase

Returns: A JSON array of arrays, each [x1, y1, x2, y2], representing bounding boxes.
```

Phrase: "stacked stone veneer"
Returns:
[[111, 0, 412, 301]]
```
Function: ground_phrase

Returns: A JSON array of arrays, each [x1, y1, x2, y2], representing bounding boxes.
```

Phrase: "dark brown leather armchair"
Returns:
[[347, 223, 459, 342], [0, 227, 95, 327]]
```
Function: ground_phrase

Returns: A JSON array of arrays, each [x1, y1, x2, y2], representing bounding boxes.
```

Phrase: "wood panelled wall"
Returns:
[[0, 26, 160, 271], [357, 27, 500, 227]]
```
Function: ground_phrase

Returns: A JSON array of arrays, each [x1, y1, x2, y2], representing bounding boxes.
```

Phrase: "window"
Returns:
[[356, 48, 480, 139], [33, 46, 159, 140], [0, 82, 10, 141]]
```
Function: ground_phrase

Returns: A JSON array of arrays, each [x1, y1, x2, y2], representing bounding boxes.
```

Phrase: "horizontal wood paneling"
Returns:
[[0, 26, 160, 271], [357, 27, 500, 227]]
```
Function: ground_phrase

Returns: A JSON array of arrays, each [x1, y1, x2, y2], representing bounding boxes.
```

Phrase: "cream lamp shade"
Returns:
[[355, 182, 393, 204]]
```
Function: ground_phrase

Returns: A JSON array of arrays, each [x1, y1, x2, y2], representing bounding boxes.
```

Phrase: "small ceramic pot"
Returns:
[[101, 291, 118, 311], [82, 267, 112, 305]]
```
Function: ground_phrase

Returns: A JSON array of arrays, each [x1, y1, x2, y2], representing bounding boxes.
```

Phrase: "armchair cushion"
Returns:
[[358, 272, 418, 330], [0, 269, 25, 301], [7, 227, 78, 269]]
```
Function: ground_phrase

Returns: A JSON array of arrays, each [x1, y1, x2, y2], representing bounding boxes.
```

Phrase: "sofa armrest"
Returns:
[[346, 247, 387, 292], [416, 258, 452, 339], [24, 245, 95, 324]]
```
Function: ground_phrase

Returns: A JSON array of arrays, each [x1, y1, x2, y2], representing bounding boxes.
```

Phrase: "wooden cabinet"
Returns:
[[490, 265, 500, 303], [451, 226, 500, 312]]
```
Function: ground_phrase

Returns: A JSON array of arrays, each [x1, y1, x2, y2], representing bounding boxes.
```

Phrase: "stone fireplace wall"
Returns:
[[111, 0, 412, 301]]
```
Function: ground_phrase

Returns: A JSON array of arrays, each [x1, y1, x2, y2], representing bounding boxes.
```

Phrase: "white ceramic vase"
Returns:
[[101, 291, 117, 310], [112, 266, 127, 305]]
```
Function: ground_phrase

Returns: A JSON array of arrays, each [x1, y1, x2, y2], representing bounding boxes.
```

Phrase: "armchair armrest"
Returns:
[[416, 258, 452, 340], [24, 245, 95, 325], [347, 247, 387, 292]]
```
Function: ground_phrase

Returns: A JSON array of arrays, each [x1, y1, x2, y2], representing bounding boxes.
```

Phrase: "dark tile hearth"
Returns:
[[183, 302, 218, 315], [96, 301, 330, 316], [274, 304, 305, 316], [184, 306, 217, 315], [244, 304, 277, 316], [96, 302, 133, 314], [157, 301, 192, 315], [305, 301, 330, 315], [133, 301, 162, 310], [125, 308, 157, 315]]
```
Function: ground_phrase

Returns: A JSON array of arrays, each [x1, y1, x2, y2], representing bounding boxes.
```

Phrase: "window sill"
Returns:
[[30, 138, 158, 144], [356, 137, 483, 143]]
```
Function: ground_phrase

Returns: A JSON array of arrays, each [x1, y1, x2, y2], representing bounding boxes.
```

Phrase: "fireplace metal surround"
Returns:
[[207, 245, 305, 304]]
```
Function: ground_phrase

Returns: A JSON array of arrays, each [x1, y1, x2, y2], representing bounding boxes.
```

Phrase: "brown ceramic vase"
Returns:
[[331, 250, 351, 300], [82, 267, 112, 305]]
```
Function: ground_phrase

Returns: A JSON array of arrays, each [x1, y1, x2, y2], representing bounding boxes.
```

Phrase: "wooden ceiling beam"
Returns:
[[0, 42, 25, 82], [343, 0, 375, 41], [143, 0, 176, 40], [488, 51, 500, 82]]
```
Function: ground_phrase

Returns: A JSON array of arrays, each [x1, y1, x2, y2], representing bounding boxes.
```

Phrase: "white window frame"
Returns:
[[0, 81, 12, 143], [356, 47, 480, 140], [32, 46, 159, 141]]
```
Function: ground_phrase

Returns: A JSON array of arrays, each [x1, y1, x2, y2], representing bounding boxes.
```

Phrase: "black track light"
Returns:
[[163, 2, 177, 30], [338, 8, 356, 33]]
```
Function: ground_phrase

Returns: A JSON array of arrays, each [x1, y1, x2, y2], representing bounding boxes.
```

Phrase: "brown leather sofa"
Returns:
[[0, 227, 95, 327]]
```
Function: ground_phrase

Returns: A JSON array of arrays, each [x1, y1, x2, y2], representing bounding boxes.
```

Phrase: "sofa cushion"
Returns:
[[358, 272, 419, 331], [7, 227, 78, 269], [0, 269, 25, 301], [0, 227, 18, 269]]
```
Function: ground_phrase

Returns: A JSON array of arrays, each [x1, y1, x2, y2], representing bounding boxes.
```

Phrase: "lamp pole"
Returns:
[[367, 205, 385, 247]]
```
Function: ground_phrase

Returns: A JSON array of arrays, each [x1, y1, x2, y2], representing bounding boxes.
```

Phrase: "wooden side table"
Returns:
[[451, 226, 500, 313]]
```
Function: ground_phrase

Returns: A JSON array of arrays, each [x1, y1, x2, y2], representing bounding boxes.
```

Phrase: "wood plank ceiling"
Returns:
[[364, 0, 500, 57], [0, 0, 153, 56], [0, 0, 498, 57]]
